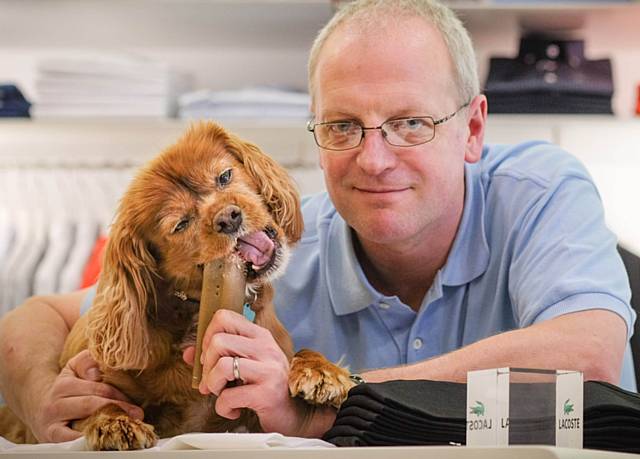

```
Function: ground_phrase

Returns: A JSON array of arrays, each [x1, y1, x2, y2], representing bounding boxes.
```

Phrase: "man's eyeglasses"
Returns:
[[307, 101, 470, 152]]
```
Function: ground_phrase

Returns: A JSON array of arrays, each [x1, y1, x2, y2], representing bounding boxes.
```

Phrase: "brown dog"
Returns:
[[0, 122, 353, 450]]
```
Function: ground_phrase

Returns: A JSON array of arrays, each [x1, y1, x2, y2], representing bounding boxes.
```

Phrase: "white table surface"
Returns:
[[1, 445, 638, 459]]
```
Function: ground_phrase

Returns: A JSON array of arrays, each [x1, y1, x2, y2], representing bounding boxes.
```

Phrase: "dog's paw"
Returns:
[[288, 349, 356, 408], [83, 411, 158, 451]]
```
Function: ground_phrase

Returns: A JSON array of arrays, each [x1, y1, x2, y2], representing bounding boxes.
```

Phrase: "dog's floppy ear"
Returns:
[[87, 217, 157, 370], [229, 135, 304, 243]]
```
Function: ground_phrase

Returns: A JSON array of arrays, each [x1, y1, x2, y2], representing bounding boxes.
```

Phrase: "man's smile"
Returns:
[[353, 186, 411, 194]]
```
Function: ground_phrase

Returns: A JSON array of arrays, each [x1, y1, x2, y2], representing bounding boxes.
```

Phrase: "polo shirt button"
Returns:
[[413, 338, 423, 350], [379, 302, 390, 310]]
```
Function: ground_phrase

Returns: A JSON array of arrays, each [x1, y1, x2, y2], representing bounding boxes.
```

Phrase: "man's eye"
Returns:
[[405, 118, 427, 130], [218, 168, 233, 187], [327, 122, 357, 135], [392, 118, 427, 131], [172, 218, 191, 234]]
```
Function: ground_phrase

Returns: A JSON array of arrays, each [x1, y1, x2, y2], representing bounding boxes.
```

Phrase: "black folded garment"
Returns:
[[324, 380, 640, 454], [0, 84, 31, 117], [487, 93, 613, 114], [484, 35, 614, 114]]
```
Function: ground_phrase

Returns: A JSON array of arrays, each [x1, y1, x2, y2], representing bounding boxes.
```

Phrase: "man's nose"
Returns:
[[355, 128, 397, 175]]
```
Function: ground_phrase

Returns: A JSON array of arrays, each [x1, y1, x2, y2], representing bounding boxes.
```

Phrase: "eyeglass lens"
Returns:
[[314, 117, 436, 150]]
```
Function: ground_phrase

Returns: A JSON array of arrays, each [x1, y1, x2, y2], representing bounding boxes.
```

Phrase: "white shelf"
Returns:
[[2, 115, 638, 167], [0, 118, 317, 169]]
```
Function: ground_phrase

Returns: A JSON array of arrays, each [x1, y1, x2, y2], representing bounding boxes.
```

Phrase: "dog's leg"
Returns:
[[288, 349, 356, 408], [73, 404, 157, 451], [253, 286, 294, 359]]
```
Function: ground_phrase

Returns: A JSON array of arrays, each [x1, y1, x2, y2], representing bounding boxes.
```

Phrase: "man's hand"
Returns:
[[30, 350, 144, 443], [183, 309, 336, 438]]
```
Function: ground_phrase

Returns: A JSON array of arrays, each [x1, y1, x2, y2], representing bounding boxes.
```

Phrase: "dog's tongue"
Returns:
[[237, 231, 274, 269]]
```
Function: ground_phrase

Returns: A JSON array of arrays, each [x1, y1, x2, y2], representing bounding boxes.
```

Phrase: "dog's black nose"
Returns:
[[215, 205, 243, 234]]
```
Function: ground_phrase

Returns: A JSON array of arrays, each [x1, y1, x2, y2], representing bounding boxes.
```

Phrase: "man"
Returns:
[[0, 0, 635, 443]]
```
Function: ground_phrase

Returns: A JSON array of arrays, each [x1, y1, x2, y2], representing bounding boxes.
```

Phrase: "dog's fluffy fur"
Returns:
[[0, 122, 353, 450]]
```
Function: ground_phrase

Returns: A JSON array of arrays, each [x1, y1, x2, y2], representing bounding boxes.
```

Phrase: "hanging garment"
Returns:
[[57, 221, 99, 294], [33, 219, 76, 295], [0, 211, 33, 314], [10, 212, 48, 306]]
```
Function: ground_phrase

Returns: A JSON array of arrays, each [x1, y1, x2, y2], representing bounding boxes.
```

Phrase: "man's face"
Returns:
[[312, 17, 478, 249]]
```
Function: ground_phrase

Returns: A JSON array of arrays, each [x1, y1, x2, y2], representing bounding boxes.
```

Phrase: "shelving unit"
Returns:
[[0, 0, 638, 244], [1, 0, 638, 113]]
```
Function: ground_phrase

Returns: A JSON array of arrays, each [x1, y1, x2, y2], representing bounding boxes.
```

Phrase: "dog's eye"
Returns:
[[218, 168, 233, 187], [172, 218, 191, 234]]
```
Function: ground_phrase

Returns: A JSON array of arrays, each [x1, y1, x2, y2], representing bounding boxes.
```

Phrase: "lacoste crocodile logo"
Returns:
[[470, 401, 485, 416], [563, 399, 574, 415]]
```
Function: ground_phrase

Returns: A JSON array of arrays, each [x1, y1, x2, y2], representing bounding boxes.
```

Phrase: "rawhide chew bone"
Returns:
[[192, 259, 247, 389]]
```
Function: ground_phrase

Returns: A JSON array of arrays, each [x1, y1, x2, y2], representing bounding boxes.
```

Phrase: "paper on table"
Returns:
[[0, 432, 334, 452]]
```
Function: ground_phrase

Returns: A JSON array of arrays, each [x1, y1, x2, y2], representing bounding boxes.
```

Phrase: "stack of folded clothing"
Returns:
[[324, 380, 466, 447], [324, 380, 640, 453], [484, 35, 614, 114], [32, 55, 189, 118], [0, 84, 31, 117], [178, 86, 310, 120], [583, 380, 640, 452]]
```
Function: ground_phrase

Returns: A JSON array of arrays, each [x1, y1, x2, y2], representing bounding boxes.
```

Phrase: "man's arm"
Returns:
[[0, 290, 84, 419], [200, 309, 627, 439], [0, 289, 142, 442], [362, 309, 627, 383]]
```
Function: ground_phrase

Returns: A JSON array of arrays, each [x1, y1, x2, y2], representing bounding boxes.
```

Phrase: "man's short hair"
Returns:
[[308, 0, 479, 106]]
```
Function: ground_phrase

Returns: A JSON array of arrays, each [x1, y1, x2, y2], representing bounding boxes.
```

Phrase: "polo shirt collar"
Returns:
[[326, 214, 376, 316], [325, 162, 490, 315], [440, 162, 490, 286]]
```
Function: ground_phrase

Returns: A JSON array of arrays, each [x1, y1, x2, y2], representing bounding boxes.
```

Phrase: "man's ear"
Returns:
[[464, 94, 488, 164]]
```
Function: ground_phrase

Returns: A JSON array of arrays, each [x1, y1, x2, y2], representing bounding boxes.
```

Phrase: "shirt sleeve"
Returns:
[[508, 174, 635, 339], [80, 284, 97, 316]]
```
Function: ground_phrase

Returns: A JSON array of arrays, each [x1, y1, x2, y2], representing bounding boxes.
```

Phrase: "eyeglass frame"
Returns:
[[306, 100, 471, 152]]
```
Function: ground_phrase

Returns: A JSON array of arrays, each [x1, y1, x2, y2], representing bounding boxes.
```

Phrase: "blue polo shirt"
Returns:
[[272, 141, 637, 391], [81, 141, 636, 391]]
